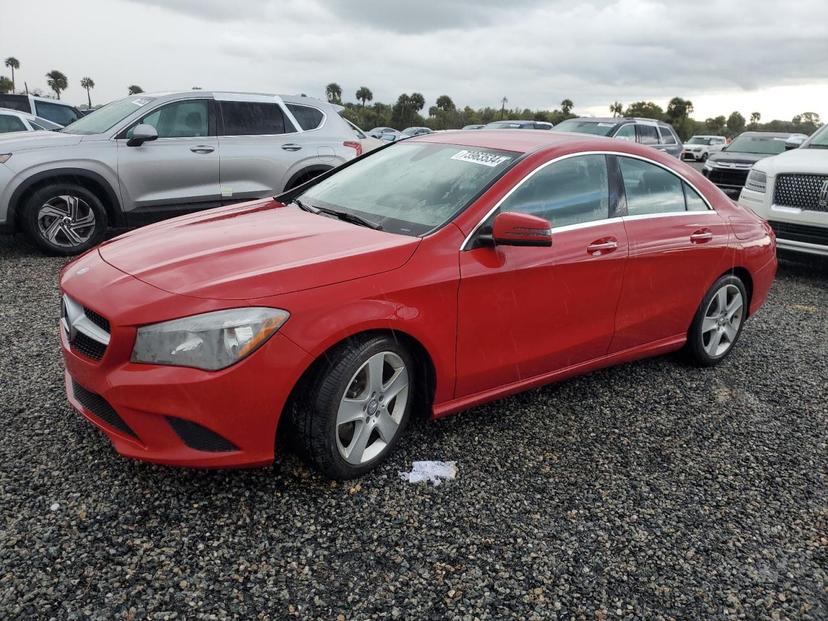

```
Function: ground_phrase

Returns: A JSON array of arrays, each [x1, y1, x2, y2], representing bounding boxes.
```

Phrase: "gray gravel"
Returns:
[[1, 234, 826, 620]]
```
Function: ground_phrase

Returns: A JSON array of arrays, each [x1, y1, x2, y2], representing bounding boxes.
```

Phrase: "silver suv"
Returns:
[[0, 91, 361, 254]]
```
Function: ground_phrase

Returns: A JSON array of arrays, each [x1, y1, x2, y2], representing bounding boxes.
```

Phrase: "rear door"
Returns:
[[635, 123, 661, 150], [658, 126, 682, 157], [116, 98, 220, 217], [456, 154, 628, 396], [610, 155, 732, 352]]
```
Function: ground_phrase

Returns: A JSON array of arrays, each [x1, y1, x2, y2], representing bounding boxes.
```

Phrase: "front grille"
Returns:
[[61, 295, 110, 362], [71, 331, 107, 360], [71, 380, 138, 439], [773, 174, 828, 211], [768, 221, 828, 246], [83, 307, 110, 332], [708, 168, 750, 188], [166, 417, 238, 452]]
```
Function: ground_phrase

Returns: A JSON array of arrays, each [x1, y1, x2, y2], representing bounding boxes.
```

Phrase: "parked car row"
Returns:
[[0, 93, 83, 127], [0, 108, 62, 133]]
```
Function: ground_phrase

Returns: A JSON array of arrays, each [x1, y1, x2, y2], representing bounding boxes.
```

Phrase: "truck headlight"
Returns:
[[744, 169, 767, 193], [131, 307, 290, 371]]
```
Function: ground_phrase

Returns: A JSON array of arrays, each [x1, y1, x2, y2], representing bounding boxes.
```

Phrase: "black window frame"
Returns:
[[635, 124, 660, 145], [115, 98, 216, 140], [217, 100, 297, 136]]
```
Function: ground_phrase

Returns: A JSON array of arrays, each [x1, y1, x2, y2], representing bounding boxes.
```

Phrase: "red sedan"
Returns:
[[59, 131, 777, 478]]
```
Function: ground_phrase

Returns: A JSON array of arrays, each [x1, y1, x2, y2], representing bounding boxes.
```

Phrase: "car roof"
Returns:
[[410, 129, 625, 154]]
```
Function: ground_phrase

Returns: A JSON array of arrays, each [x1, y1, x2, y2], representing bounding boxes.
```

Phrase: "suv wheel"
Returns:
[[22, 183, 108, 256]]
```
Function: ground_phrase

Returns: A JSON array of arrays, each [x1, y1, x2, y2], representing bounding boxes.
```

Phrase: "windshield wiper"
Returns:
[[292, 199, 382, 230]]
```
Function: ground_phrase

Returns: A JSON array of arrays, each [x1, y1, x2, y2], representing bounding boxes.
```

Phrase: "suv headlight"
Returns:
[[131, 307, 289, 371], [703, 160, 715, 170], [744, 169, 767, 193]]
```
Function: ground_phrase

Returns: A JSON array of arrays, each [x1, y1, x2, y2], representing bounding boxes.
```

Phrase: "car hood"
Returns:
[[707, 151, 771, 166], [752, 147, 828, 174], [0, 130, 84, 151], [98, 200, 420, 300]]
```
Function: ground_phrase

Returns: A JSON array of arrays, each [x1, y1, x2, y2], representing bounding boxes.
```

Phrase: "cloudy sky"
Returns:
[[2, 0, 827, 121]]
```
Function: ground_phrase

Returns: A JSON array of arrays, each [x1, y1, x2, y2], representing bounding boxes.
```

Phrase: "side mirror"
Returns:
[[491, 212, 552, 247], [127, 123, 158, 147]]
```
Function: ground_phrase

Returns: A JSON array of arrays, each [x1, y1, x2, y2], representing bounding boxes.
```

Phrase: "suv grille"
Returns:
[[773, 174, 828, 212], [707, 168, 749, 188], [71, 380, 138, 439], [61, 295, 110, 361], [768, 221, 828, 247]]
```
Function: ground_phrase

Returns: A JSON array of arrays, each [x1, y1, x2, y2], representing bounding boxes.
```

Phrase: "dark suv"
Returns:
[[553, 117, 683, 158]]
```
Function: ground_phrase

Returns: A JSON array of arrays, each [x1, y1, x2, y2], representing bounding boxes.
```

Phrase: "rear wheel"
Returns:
[[686, 275, 747, 366], [22, 183, 108, 256], [293, 335, 415, 479]]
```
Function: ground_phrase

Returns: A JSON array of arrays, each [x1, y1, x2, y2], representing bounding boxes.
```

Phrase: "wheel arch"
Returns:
[[8, 168, 123, 231], [283, 164, 334, 191], [721, 266, 754, 316]]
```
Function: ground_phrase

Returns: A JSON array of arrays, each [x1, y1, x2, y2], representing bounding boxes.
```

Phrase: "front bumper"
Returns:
[[681, 151, 704, 161], [61, 317, 310, 468], [739, 188, 828, 257]]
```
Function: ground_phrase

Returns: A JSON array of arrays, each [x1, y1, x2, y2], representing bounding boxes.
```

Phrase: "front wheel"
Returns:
[[686, 275, 747, 366], [294, 335, 415, 479], [22, 183, 108, 256]]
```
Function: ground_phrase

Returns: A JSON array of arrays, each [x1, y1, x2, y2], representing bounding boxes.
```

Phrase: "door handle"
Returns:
[[190, 145, 215, 154], [587, 238, 618, 255], [281, 144, 302, 151], [690, 228, 713, 244]]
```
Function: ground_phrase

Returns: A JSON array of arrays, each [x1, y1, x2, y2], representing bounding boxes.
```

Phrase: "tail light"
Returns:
[[343, 141, 363, 157]]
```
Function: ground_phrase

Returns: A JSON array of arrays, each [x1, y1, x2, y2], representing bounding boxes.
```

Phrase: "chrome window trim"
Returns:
[[460, 150, 714, 250]]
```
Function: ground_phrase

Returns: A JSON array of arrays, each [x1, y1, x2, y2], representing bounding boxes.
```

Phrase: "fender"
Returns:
[[8, 167, 123, 230]]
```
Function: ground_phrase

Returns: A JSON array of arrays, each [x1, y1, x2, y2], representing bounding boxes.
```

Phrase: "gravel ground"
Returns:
[[0, 234, 826, 621]]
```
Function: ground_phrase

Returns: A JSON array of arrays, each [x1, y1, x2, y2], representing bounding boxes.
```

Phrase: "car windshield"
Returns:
[[687, 137, 712, 145], [552, 119, 615, 136], [298, 142, 517, 236], [486, 121, 527, 129], [806, 125, 828, 148], [60, 96, 156, 135], [726, 134, 789, 155]]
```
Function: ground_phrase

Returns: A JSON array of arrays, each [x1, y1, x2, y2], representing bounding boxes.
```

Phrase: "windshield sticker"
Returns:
[[132, 97, 152, 106], [451, 150, 512, 167]]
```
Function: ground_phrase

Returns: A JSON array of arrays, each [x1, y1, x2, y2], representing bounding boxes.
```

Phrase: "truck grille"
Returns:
[[773, 174, 828, 212], [768, 221, 828, 246], [61, 296, 110, 361]]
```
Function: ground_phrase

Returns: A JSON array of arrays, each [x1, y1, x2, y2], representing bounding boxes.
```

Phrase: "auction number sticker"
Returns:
[[451, 150, 512, 167]]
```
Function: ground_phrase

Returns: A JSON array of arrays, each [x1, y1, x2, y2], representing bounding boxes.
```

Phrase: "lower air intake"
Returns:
[[166, 417, 238, 452], [71, 380, 138, 440]]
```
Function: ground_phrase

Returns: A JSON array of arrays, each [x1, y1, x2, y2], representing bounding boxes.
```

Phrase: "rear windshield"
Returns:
[[298, 142, 518, 236], [553, 119, 616, 136], [727, 134, 789, 155]]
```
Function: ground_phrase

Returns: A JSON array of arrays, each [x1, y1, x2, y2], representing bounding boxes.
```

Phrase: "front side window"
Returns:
[[614, 124, 636, 141], [619, 157, 686, 215], [659, 126, 677, 144], [299, 143, 517, 236], [286, 104, 324, 131], [34, 100, 80, 126], [498, 154, 610, 228], [131, 100, 210, 138], [220, 101, 295, 135], [0, 114, 26, 133], [635, 124, 660, 145]]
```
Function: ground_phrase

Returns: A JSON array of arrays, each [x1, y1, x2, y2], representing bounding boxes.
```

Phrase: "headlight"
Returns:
[[0, 154, 11, 164], [744, 169, 767, 193], [703, 160, 715, 170], [131, 307, 289, 371]]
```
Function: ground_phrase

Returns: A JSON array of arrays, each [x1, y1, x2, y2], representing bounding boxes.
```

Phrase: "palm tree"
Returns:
[[560, 99, 574, 115], [325, 83, 342, 104], [4, 57, 19, 92], [355, 86, 373, 109], [750, 112, 761, 124], [45, 70, 68, 99], [80, 77, 95, 108], [610, 101, 624, 117], [128, 85, 144, 95]]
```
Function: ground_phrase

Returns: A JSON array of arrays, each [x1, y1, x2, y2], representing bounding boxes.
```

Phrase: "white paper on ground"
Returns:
[[400, 461, 457, 486]]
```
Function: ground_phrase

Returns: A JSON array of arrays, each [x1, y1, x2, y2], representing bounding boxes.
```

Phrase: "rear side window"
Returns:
[[684, 183, 710, 211], [635, 124, 660, 145], [619, 157, 685, 215], [34, 100, 80, 125], [220, 102, 296, 135], [499, 154, 610, 228], [659, 126, 677, 144], [286, 104, 324, 130], [0, 114, 26, 133]]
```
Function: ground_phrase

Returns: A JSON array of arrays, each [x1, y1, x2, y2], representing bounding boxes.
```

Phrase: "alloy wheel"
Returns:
[[336, 351, 409, 465], [36, 195, 96, 249], [701, 284, 744, 357]]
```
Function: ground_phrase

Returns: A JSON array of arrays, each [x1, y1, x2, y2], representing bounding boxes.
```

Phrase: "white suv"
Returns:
[[681, 135, 727, 162], [738, 125, 828, 257]]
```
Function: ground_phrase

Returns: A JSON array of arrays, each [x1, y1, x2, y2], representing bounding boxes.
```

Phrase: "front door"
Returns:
[[455, 154, 628, 397]]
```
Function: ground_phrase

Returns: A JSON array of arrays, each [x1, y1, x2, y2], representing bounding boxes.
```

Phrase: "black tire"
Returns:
[[21, 182, 108, 256], [701, 152, 709, 162], [292, 334, 416, 479], [686, 274, 748, 367]]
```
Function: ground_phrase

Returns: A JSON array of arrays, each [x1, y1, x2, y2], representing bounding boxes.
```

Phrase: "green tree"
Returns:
[[610, 101, 624, 117], [4, 57, 19, 92], [624, 101, 663, 119], [45, 70, 68, 99], [325, 82, 342, 104], [0, 76, 13, 94], [560, 99, 574, 115], [355, 86, 373, 108], [409, 92, 425, 112], [80, 77, 95, 108], [128, 85, 144, 95], [435, 95, 455, 112], [750, 112, 761, 124], [704, 116, 727, 135], [665, 97, 694, 123], [726, 111, 746, 137]]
